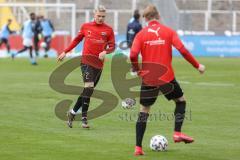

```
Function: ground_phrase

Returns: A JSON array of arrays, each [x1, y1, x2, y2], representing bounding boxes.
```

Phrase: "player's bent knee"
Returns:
[[174, 96, 186, 103], [84, 82, 94, 88], [140, 105, 151, 113]]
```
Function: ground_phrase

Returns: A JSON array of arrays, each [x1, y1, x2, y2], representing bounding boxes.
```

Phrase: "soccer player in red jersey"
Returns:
[[130, 5, 205, 156], [58, 5, 115, 128]]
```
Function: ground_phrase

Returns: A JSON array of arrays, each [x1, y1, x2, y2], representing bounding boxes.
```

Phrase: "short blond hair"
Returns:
[[94, 5, 106, 13], [143, 4, 159, 20]]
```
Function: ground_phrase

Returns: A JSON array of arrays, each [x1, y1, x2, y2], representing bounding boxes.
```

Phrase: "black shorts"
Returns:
[[44, 36, 52, 43], [81, 64, 102, 86], [140, 79, 184, 106], [0, 38, 8, 45]]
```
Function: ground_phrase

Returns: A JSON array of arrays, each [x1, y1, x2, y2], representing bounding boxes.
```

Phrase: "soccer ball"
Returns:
[[40, 42, 47, 48], [121, 98, 136, 109], [150, 135, 168, 151]]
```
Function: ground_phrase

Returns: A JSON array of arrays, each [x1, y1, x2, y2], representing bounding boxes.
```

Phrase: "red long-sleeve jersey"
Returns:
[[130, 20, 200, 84], [64, 21, 115, 69]]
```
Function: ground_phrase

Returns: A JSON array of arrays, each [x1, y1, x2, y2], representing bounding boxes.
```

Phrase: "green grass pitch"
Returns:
[[0, 57, 239, 160]]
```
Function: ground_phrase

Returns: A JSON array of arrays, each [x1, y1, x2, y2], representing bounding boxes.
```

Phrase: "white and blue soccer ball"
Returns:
[[40, 42, 47, 48], [121, 98, 136, 109], [150, 135, 168, 151]]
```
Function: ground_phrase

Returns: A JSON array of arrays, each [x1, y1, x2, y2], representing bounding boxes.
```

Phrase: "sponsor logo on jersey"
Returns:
[[148, 27, 160, 37], [144, 38, 165, 46]]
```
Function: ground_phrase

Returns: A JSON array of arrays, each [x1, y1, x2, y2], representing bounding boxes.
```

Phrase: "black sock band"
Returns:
[[136, 112, 149, 147], [81, 87, 94, 118], [174, 101, 186, 132], [73, 96, 82, 113]]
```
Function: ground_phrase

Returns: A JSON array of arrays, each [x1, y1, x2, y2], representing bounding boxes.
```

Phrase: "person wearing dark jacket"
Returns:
[[126, 9, 142, 48]]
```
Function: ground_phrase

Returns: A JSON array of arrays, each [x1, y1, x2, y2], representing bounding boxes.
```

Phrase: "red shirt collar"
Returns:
[[148, 20, 160, 26]]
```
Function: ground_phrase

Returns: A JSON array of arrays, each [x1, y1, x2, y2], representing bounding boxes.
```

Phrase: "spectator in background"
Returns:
[[126, 9, 142, 48], [40, 16, 55, 58], [33, 15, 42, 57], [14, 13, 37, 65], [0, 19, 15, 54]]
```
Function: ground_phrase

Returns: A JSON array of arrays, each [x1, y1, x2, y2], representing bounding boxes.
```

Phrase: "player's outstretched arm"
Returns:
[[198, 64, 205, 74], [179, 46, 206, 74], [57, 25, 85, 62], [57, 28, 85, 62], [172, 31, 206, 74], [57, 52, 67, 61]]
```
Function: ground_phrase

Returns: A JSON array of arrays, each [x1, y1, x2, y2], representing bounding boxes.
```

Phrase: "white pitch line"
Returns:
[[179, 81, 236, 87], [195, 82, 235, 87], [178, 81, 192, 84]]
